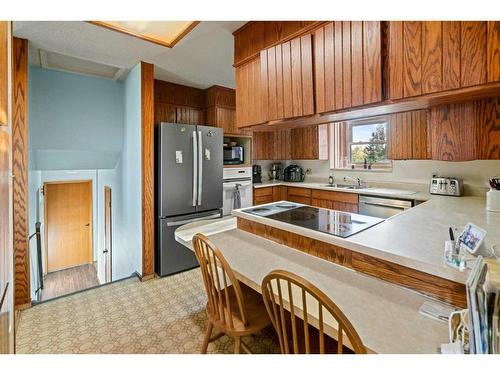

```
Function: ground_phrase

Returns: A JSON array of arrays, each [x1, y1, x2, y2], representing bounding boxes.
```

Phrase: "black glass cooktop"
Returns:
[[244, 204, 384, 238]]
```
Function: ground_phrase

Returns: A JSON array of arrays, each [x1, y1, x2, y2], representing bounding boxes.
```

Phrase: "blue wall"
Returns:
[[28, 66, 124, 170], [113, 64, 143, 279]]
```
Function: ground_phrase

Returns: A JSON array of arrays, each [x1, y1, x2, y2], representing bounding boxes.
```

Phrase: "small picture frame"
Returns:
[[458, 223, 487, 255]]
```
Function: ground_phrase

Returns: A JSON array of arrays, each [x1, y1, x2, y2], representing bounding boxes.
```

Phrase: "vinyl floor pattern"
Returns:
[[16, 268, 280, 354]]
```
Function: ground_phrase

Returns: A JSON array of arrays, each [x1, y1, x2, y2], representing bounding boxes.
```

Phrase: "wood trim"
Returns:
[[12, 37, 30, 308], [141, 62, 155, 278], [237, 217, 467, 308], [87, 21, 200, 48], [0, 22, 7, 127], [243, 80, 500, 131]]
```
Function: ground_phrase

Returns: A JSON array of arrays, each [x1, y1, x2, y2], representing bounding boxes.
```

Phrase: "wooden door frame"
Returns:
[[104, 186, 112, 283], [43, 179, 93, 274]]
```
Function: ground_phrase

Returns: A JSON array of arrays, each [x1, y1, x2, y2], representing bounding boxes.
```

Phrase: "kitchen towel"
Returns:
[[233, 184, 241, 209]]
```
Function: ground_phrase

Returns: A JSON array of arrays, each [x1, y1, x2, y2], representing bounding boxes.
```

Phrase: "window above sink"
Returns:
[[329, 117, 393, 172]]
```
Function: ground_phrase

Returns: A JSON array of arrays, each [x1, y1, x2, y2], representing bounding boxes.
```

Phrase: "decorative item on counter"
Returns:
[[487, 177, 500, 212], [444, 223, 489, 271]]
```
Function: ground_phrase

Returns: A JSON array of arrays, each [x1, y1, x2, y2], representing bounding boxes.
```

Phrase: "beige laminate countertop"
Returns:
[[174, 218, 450, 354], [253, 180, 433, 201], [233, 196, 500, 284]]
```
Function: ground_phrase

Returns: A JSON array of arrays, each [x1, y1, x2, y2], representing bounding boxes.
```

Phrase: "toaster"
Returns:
[[429, 176, 462, 196]]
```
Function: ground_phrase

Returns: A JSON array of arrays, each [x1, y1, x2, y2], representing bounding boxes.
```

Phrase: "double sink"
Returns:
[[321, 183, 365, 190]]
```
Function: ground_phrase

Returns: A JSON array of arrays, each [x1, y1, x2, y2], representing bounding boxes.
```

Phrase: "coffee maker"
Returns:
[[252, 164, 262, 183]]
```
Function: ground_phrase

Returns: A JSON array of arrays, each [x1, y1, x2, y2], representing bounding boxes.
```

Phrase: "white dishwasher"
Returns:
[[222, 167, 253, 215]]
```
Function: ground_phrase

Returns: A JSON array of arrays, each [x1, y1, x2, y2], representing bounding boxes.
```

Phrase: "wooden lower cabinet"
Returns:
[[310, 190, 359, 213], [287, 187, 312, 205], [253, 186, 288, 205]]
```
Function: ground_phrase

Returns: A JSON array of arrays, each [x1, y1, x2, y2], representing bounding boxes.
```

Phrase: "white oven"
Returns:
[[223, 167, 253, 215]]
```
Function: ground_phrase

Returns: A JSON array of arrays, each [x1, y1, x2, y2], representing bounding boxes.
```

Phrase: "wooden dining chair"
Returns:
[[261, 269, 366, 354], [192, 233, 271, 354]]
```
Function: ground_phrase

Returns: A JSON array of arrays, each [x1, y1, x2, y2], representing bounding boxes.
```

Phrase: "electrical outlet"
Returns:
[[305, 168, 312, 174]]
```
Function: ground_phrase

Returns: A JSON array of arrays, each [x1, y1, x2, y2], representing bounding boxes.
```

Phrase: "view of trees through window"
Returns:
[[350, 122, 388, 165]]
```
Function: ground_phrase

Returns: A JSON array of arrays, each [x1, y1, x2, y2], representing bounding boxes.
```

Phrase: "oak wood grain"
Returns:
[[442, 21, 461, 91], [141, 62, 155, 278], [12, 38, 30, 308], [422, 21, 442, 94], [487, 21, 500, 83], [403, 21, 422, 97], [363, 21, 382, 104], [461, 22, 487, 87]]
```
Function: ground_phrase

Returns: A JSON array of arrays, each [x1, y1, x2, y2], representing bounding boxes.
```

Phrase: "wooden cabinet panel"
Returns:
[[403, 21, 422, 97], [487, 22, 500, 82], [287, 194, 311, 205], [314, 21, 382, 113], [422, 21, 443, 94], [273, 129, 291, 160], [388, 21, 499, 99], [206, 107, 236, 134], [176, 107, 205, 125], [430, 97, 500, 161], [388, 110, 430, 160], [236, 57, 263, 128], [311, 190, 359, 213], [154, 102, 177, 124], [461, 22, 487, 87], [290, 124, 328, 160], [252, 132, 274, 160], [287, 187, 311, 198], [442, 21, 461, 91], [261, 34, 314, 122], [253, 186, 287, 205]]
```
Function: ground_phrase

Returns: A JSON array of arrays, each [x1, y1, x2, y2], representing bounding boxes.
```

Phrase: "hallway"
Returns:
[[40, 264, 99, 301]]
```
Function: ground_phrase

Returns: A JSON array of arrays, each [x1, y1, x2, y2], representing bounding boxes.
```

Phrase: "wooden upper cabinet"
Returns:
[[430, 97, 500, 161], [387, 110, 430, 160], [235, 57, 263, 128], [260, 34, 314, 122], [314, 21, 382, 113], [205, 86, 237, 134], [387, 21, 500, 99]]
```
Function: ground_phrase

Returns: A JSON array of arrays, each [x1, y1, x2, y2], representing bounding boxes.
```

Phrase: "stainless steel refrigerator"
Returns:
[[155, 122, 223, 277]]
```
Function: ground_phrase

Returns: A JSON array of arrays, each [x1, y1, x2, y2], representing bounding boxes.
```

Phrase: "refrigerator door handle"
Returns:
[[192, 131, 198, 207], [197, 130, 203, 206], [166, 212, 222, 227]]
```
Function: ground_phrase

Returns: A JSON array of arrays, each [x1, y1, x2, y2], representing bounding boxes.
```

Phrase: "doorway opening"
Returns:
[[40, 180, 98, 301]]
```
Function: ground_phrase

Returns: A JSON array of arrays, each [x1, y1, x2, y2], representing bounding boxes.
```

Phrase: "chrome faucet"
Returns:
[[344, 176, 363, 187]]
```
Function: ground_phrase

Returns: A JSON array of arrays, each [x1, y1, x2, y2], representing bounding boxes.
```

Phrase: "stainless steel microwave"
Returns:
[[223, 146, 244, 165]]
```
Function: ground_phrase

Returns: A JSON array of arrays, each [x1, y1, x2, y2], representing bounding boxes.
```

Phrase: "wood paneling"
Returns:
[[487, 22, 500, 83], [205, 86, 237, 134], [430, 97, 500, 161], [154, 79, 205, 126], [45, 181, 93, 272], [461, 22, 487, 88], [154, 79, 205, 108], [235, 57, 263, 128], [260, 34, 314, 122], [237, 217, 467, 308], [233, 21, 320, 67], [388, 21, 499, 99], [12, 38, 29, 308], [0, 22, 7, 127], [403, 21, 422, 97], [422, 21, 442, 94], [442, 21, 461, 91], [253, 186, 286, 205], [291, 126, 319, 160], [387, 109, 430, 160], [314, 21, 382, 113], [287, 187, 311, 205], [141, 62, 155, 278], [205, 85, 236, 108]]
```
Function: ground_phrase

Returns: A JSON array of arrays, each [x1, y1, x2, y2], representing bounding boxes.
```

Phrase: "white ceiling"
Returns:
[[13, 21, 246, 88]]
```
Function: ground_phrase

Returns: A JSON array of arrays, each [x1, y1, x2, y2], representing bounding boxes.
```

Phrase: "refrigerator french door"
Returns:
[[156, 123, 223, 277]]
